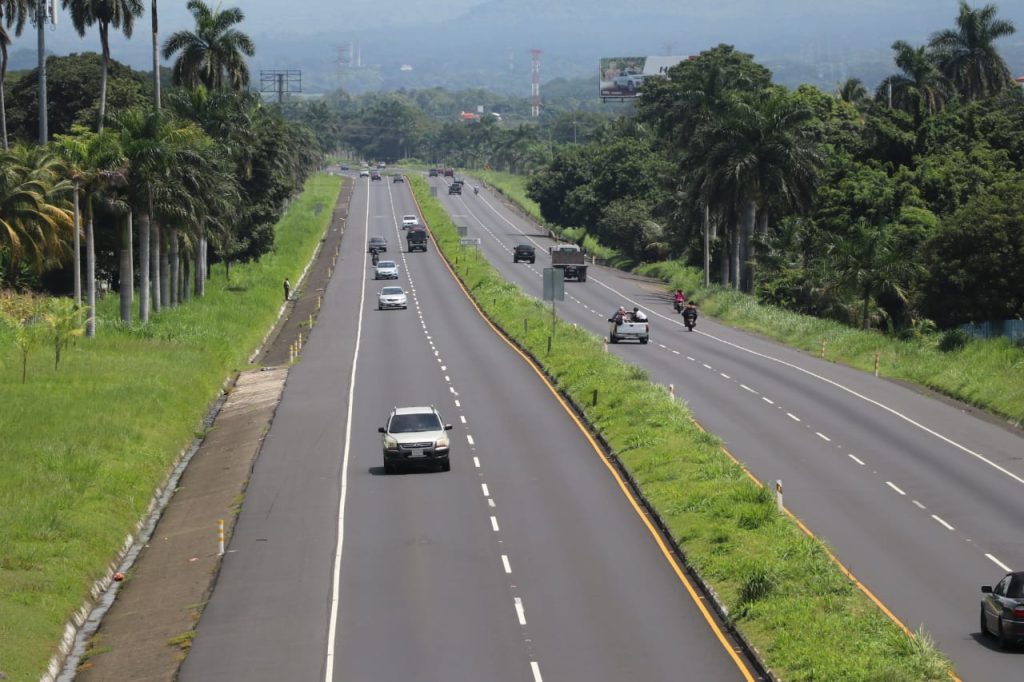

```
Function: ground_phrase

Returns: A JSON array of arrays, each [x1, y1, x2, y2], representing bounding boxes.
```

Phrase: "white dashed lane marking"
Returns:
[[912, 500, 926, 510], [932, 515, 955, 531], [740, 384, 758, 394], [514, 597, 527, 625], [491, 516, 500, 532], [762, 397, 774, 405], [886, 481, 906, 496], [816, 432, 831, 442], [849, 454, 865, 466], [473, 456, 480, 468], [787, 412, 801, 422], [467, 434, 475, 446], [502, 555, 512, 573], [531, 662, 544, 682], [986, 553, 1012, 571], [481, 483, 489, 497]]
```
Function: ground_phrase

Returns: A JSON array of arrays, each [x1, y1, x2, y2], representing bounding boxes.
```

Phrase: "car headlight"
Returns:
[[435, 434, 450, 449], [383, 435, 398, 450]]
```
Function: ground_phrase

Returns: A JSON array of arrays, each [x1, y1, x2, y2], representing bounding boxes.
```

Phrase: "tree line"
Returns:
[[527, 1, 1024, 332], [0, 0, 321, 342]]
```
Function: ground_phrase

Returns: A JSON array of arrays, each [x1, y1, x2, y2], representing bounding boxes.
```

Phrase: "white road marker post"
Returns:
[[298, 331, 303, 351], [820, 339, 827, 359], [874, 351, 880, 377], [669, 383, 675, 398], [218, 519, 225, 556], [775, 480, 784, 511]]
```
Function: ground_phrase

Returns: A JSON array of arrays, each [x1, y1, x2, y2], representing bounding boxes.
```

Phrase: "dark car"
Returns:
[[428, 168, 439, 177], [370, 170, 382, 181], [393, 174, 405, 183], [981, 571, 1024, 648], [448, 182, 462, 195], [443, 168, 455, 178], [340, 164, 350, 171], [368, 236, 387, 253], [513, 243, 535, 264]]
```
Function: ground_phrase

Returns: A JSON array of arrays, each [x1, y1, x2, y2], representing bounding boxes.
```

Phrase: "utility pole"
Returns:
[[36, 0, 49, 143], [530, 48, 542, 118]]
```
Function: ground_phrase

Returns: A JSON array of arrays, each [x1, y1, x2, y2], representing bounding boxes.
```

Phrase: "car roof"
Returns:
[[370, 236, 386, 241], [377, 260, 396, 265], [393, 405, 437, 415]]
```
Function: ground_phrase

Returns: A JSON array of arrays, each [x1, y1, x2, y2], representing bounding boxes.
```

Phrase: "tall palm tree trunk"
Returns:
[[739, 197, 756, 292], [139, 208, 150, 322], [160, 229, 170, 305], [731, 222, 741, 290], [169, 227, 179, 306], [98, 25, 110, 131], [151, 220, 161, 312], [72, 184, 81, 305], [0, 44, 8, 150], [182, 255, 190, 302], [127, 211, 133, 309], [151, 0, 161, 109], [119, 215, 132, 323], [86, 210, 96, 338]]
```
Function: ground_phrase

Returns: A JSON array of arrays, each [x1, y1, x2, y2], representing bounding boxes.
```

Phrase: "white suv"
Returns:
[[374, 260, 399, 279], [379, 406, 453, 473], [401, 214, 419, 229]]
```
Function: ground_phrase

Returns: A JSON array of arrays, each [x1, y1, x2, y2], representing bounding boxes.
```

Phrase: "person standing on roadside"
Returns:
[[284, 278, 291, 301]]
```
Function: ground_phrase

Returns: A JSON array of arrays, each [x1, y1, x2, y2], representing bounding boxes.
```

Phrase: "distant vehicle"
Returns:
[[443, 168, 455, 178], [448, 183, 462, 195], [370, 171, 382, 181], [374, 260, 399, 280], [401, 214, 419, 229], [377, 162, 387, 169], [379, 405, 453, 473], [428, 168, 439, 177], [513, 244, 535, 264], [407, 227, 428, 253], [340, 164, 350, 171], [392, 174, 405, 183], [367, 236, 387, 253], [359, 169, 370, 178], [981, 572, 1024, 649], [377, 286, 408, 310], [550, 243, 588, 282]]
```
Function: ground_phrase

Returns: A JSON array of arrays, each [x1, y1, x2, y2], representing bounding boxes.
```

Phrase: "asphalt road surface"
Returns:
[[178, 176, 756, 681], [437, 175, 1024, 680]]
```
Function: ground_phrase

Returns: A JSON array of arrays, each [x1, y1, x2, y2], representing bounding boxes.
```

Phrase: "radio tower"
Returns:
[[529, 48, 542, 117]]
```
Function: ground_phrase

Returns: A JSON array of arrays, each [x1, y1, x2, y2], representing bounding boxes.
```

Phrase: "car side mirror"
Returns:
[[982, 585, 993, 593], [378, 427, 386, 433], [444, 424, 453, 431]]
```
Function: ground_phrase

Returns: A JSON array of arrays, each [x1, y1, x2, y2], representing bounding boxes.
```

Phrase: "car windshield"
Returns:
[[377, 261, 396, 268], [404, 215, 416, 221], [390, 413, 441, 433], [1008, 576, 1024, 598], [370, 237, 385, 244], [381, 287, 404, 295]]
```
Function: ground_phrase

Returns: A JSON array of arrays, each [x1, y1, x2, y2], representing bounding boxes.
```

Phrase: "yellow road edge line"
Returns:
[[412, 187, 757, 682]]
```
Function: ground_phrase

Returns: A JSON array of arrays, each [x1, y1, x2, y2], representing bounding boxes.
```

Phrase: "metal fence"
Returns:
[[959, 319, 1024, 342]]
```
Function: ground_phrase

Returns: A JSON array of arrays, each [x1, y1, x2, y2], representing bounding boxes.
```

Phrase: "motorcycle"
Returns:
[[673, 299, 685, 314], [683, 316, 696, 332], [473, 186, 479, 195], [370, 249, 380, 266]]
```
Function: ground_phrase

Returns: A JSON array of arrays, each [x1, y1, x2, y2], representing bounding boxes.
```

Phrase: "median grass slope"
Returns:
[[0, 174, 342, 680], [412, 175, 952, 681]]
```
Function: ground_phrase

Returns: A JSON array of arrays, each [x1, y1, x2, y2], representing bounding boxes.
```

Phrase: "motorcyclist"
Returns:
[[473, 185, 480, 195], [682, 302, 698, 330], [370, 248, 380, 265], [673, 289, 686, 313]]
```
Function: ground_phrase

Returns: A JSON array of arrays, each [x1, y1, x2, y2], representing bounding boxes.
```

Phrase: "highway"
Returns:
[[178, 175, 757, 681], [436, 176, 1024, 680]]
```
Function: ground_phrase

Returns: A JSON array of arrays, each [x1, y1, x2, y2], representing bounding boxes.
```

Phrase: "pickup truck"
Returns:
[[407, 227, 428, 253], [608, 318, 649, 344], [549, 243, 588, 282]]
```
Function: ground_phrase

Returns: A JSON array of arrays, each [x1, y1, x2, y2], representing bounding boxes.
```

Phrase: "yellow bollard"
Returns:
[[874, 351, 881, 377], [218, 519, 225, 556], [820, 339, 827, 359]]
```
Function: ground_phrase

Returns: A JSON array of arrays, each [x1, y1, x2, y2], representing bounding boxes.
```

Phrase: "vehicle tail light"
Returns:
[[1013, 605, 1024, 618], [646, 324, 650, 333]]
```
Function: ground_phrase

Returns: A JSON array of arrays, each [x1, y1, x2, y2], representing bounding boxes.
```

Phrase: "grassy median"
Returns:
[[0, 174, 342, 680], [412, 175, 953, 681]]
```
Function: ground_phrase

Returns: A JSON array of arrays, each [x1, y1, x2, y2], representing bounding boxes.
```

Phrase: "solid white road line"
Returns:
[[514, 597, 527, 625], [986, 553, 1012, 572], [325, 179, 372, 682], [931, 514, 955, 531], [502, 555, 512, 573], [491, 516, 500, 532], [886, 481, 906, 496], [848, 454, 865, 466]]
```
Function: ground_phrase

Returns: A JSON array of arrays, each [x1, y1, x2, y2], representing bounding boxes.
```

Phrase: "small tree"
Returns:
[[41, 297, 85, 370], [1, 308, 40, 383]]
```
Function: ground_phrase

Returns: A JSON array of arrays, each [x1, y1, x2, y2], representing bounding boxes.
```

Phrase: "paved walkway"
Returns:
[[73, 178, 352, 681]]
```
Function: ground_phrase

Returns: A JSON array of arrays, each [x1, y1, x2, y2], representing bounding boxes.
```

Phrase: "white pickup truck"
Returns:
[[608, 318, 649, 344]]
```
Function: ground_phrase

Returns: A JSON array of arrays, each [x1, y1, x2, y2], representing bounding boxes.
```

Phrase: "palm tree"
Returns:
[[876, 41, 952, 120], [929, 1, 1016, 101], [62, 0, 145, 131], [0, 1, 29, 149], [150, 0, 160, 108], [162, 0, 254, 91], [110, 107, 209, 321], [836, 78, 869, 108], [0, 143, 73, 289]]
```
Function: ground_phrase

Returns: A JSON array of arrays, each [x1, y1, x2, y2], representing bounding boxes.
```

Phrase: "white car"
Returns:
[[401, 214, 419, 229], [359, 169, 370, 178], [377, 286, 408, 310], [379, 405, 453, 473], [374, 260, 399, 280]]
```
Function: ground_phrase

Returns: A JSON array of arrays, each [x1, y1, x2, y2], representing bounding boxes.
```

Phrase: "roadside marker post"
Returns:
[[775, 480, 784, 511], [820, 339, 827, 359], [669, 383, 675, 398], [874, 351, 880, 377], [218, 519, 225, 556]]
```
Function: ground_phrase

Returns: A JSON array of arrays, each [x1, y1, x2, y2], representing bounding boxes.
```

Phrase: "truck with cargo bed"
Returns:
[[549, 243, 588, 282]]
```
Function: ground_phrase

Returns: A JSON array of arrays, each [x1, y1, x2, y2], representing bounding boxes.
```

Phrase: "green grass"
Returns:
[[475, 170, 544, 222], [0, 174, 342, 680], [411, 175, 954, 681], [638, 260, 1024, 427]]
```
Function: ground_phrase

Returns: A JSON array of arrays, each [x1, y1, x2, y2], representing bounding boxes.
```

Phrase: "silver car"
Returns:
[[401, 214, 419, 229], [379, 406, 453, 473], [374, 260, 399, 279], [377, 286, 408, 310]]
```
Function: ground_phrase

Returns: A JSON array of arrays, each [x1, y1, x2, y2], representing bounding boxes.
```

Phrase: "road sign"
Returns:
[[457, 225, 468, 237], [459, 237, 481, 247], [543, 268, 564, 301]]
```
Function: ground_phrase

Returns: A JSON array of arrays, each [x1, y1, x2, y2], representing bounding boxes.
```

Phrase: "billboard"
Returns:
[[599, 56, 690, 99]]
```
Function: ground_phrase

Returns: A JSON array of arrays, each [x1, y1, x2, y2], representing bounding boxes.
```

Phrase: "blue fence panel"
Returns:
[[959, 319, 1024, 342]]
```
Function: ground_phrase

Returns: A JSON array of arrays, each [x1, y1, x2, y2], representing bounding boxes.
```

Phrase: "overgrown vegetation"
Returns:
[[0, 174, 341, 680], [411, 175, 954, 680]]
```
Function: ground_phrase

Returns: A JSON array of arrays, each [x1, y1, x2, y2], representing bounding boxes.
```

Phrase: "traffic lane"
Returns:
[[406, 223, 751, 681], [334, 231, 532, 681], [179, 182, 375, 681]]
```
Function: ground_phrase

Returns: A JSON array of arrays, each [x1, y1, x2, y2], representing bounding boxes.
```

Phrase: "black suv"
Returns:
[[513, 244, 535, 264], [368, 236, 387, 253], [448, 182, 462, 195]]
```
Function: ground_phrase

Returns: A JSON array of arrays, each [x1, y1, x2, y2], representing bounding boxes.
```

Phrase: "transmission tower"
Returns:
[[529, 48, 542, 118]]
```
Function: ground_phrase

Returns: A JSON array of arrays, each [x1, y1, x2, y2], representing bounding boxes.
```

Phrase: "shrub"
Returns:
[[937, 328, 972, 352]]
